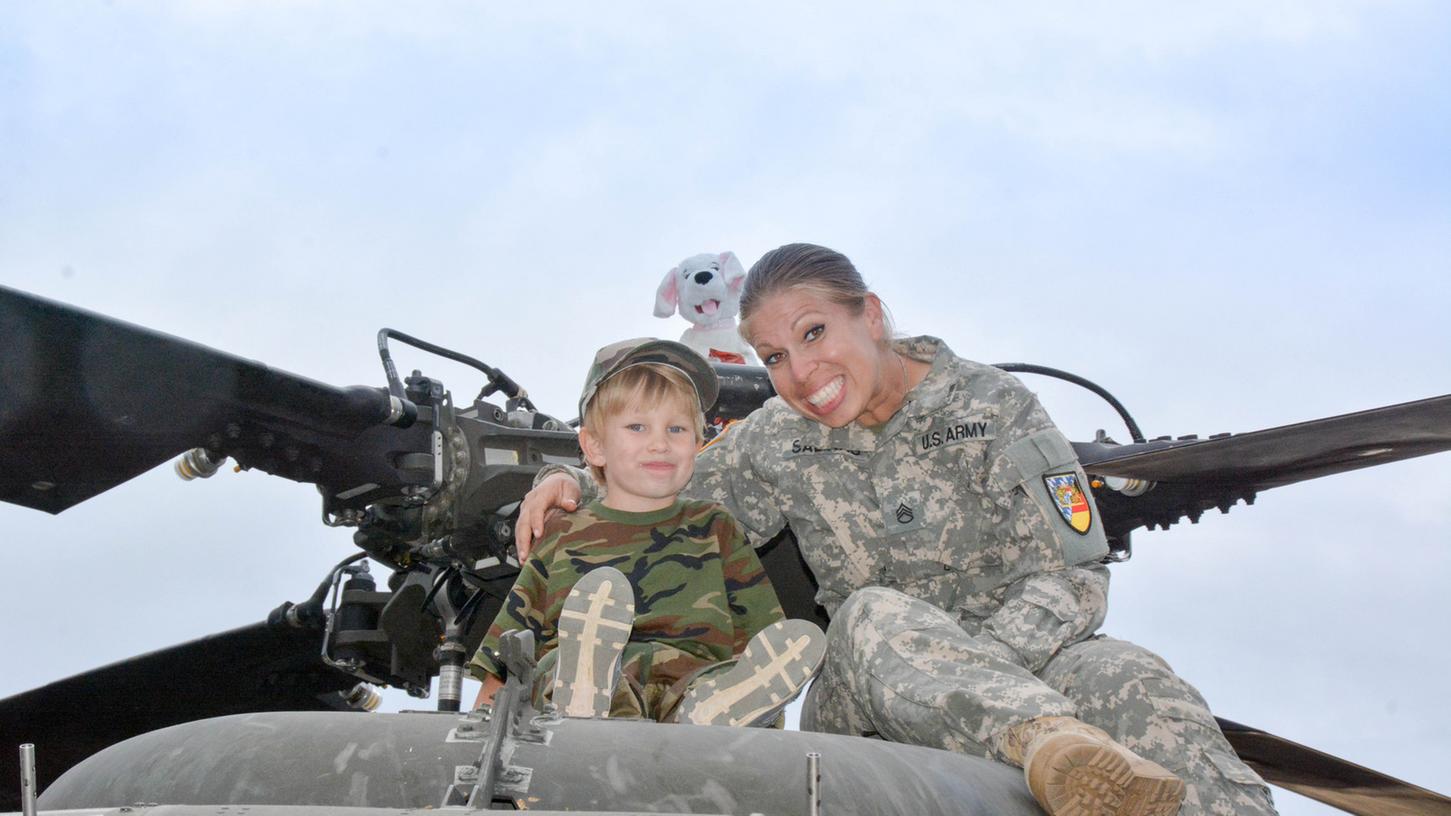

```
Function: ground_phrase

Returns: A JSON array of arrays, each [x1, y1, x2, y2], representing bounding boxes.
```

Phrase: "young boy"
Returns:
[[469, 338, 823, 725]]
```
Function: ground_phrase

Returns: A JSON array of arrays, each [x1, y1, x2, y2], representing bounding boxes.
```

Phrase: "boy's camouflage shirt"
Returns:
[[469, 498, 784, 719]]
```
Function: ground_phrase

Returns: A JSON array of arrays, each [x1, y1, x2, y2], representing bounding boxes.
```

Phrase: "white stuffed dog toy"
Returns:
[[653, 251, 758, 365]]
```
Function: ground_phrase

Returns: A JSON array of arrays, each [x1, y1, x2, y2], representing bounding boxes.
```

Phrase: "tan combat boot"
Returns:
[[996, 716, 1185, 816]]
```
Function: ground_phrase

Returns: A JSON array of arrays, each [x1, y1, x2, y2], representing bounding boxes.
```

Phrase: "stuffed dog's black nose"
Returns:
[[693, 271, 714, 285]]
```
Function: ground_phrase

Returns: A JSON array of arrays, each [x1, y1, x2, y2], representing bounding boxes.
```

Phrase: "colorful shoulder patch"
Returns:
[[1043, 472, 1092, 534]]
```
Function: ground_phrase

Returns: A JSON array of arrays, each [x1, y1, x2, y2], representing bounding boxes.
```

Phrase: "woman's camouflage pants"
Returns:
[[801, 587, 1277, 816]]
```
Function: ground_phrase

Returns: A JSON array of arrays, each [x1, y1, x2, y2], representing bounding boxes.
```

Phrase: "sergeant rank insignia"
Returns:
[[1043, 472, 1092, 534]]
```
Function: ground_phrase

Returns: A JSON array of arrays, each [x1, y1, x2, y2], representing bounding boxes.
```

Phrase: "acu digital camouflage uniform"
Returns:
[[469, 498, 784, 722], [557, 335, 1275, 815]]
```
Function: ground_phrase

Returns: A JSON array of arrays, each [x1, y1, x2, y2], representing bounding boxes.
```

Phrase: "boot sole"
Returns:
[[1032, 735, 1185, 816], [675, 619, 825, 727], [552, 567, 634, 718]]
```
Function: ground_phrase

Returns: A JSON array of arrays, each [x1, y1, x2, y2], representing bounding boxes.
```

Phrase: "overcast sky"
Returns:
[[2, 4, 1448, 814]]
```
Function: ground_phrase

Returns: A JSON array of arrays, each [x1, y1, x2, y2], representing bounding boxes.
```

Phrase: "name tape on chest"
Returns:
[[916, 416, 994, 453], [786, 440, 866, 457]]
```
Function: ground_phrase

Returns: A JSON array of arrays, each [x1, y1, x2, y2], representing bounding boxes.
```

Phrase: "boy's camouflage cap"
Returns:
[[579, 338, 720, 421]]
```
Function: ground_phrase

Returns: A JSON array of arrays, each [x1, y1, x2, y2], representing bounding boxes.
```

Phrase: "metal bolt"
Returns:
[[806, 752, 822, 816], [20, 744, 37, 816]]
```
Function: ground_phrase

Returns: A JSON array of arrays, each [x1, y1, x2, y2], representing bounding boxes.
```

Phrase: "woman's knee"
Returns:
[[828, 586, 963, 655], [833, 586, 909, 624], [1048, 637, 1176, 696]]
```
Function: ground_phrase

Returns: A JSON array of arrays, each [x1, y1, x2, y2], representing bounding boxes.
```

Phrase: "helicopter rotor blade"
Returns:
[[0, 620, 362, 810], [1074, 395, 1451, 538], [1079, 395, 1451, 488], [1217, 718, 1451, 816], [0, 286, 406, 515]]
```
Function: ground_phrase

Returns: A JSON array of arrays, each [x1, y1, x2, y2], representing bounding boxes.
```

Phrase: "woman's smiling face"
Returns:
[[746, 287, 899, 428]]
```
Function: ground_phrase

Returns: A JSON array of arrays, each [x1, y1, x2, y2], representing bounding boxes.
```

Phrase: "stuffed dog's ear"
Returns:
[[654, 267, 681, 317], [720, 251, 747, 295]]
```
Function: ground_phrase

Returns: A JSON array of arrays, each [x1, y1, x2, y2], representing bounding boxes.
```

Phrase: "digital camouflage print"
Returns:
[[550, 336, 1276, 814], [469, 498, 783, 722], [803, 587, 1275, 816]]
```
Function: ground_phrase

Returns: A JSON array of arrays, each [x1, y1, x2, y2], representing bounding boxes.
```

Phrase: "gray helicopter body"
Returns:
[[34, 711, 1036, 815]]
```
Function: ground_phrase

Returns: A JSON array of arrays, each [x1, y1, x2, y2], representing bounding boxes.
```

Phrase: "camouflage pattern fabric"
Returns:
[[470, 498, 784, 722], [547, 336, 1275, 813], [802, 588, 1275, 815]]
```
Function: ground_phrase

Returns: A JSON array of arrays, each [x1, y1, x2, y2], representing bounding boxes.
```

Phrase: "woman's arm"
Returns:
[[974, 376, 1113, 672], [514, 467, 589, 559]]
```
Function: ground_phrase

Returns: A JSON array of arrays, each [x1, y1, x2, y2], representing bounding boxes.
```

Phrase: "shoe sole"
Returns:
[[552, 566, 634, 718], [676, 619, 825, 727], [1033, 736, 1185, 816]]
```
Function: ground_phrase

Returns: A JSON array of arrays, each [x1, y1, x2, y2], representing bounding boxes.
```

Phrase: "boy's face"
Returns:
[[579, 397, 697, 513]]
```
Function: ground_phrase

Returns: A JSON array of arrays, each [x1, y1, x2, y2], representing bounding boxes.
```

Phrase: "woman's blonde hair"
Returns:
[[580, 363, 704, 485], [738, 243, 894, 343]]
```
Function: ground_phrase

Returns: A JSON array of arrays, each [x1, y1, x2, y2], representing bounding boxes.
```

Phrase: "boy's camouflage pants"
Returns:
[[800, 587, 1277, 816]]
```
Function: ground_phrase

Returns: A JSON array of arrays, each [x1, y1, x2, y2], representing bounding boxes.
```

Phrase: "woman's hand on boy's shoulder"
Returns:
[[515, 472, 583, 560]]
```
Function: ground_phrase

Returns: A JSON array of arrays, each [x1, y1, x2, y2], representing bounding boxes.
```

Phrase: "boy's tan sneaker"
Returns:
[[552, 567, 635, 718], [675, 619, 826, 727], [1011, 717, 1185, 816]]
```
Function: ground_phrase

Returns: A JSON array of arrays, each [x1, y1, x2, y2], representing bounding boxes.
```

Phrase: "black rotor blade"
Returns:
[[1218, 718, 1451, 816], [0, 286, 402, 514], [1079, 395, 1451, 488], [1074, 396, 1451, 537], [0, 621, 361, 811]]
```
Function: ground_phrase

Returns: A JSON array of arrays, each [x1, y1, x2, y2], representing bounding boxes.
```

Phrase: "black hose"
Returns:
[[377, 328, 536, 411], [420, 564, 457, 613], [269, 551, 369, 630], [993, 363, 1146, 444], [305, 551, 370, 608]]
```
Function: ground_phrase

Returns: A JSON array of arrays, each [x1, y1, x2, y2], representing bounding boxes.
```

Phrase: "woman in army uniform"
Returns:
[[517, 243, 1276, 816]]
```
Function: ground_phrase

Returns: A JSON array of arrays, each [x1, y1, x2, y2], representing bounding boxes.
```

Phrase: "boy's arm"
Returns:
[[473, 673, 506, 708], [716, 510, 786, 653], [467, 539, 557, 686]]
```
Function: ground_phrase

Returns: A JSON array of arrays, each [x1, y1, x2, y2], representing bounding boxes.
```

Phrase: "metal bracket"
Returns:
[[440, 629, 541, 809], [318, 561, 389, 685]]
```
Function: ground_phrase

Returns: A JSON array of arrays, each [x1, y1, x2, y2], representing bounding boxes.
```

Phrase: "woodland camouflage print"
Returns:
[[470, 498, 783, 722], [554, 336, 1276, 814]]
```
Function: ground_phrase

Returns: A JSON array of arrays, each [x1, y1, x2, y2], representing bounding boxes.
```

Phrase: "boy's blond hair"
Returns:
[[581, 363, 705, 486]]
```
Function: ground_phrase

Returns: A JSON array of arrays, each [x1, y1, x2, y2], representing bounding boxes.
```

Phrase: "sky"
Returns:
[[2, 3, 1449, 814]]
